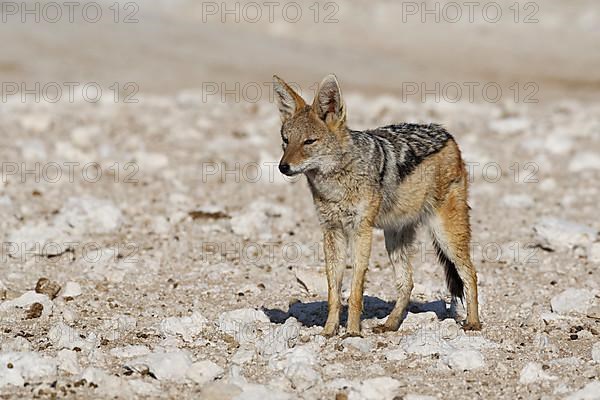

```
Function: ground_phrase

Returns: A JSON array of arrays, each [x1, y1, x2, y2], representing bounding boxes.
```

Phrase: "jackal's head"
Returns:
[[273, 74, 347, 176]]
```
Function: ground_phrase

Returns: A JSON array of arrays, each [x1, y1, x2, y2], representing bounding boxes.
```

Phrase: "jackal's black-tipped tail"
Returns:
[[433, 241, 464, 299]]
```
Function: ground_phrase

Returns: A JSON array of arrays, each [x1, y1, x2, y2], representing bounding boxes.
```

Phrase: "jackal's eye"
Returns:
[[282, 137, 289, 144], [303, 139, 317, 145]]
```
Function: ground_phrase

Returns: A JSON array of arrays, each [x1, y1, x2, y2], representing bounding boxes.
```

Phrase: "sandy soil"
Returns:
[[0, 91, 599, 399]]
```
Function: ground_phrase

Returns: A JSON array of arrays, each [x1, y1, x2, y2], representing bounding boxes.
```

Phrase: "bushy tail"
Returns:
[[432, 240, 464, 299]]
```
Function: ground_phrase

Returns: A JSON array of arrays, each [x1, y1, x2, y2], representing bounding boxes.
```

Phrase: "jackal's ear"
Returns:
[[273, 75, 306, 121], [312, 74, 346, 128]]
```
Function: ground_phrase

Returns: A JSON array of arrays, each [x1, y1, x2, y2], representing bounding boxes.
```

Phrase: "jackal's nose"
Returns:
[[279, 163, 291, 175]]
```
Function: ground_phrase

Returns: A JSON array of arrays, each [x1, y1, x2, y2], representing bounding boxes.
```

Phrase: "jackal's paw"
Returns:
[[462, 321, 482, 331], [321, 325, 339, 338], [372, 324, 396, 334], [342, 330, 363, 339]]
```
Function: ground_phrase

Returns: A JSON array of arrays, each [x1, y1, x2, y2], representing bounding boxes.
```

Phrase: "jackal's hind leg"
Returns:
[[429, 189, 481, 331], [373, 225, 417, 333]]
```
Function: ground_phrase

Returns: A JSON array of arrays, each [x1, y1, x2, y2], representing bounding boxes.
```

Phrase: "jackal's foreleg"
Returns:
[[346, 225, 373, 336], [322, 227, 346, 337]]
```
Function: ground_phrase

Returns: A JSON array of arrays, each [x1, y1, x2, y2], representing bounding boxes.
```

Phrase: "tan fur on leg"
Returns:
[[322, 227, 346, 337]]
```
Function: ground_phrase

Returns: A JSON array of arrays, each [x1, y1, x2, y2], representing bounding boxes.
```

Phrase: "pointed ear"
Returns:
[[273, 75, 306, 121], [312, 74, 346, 128]]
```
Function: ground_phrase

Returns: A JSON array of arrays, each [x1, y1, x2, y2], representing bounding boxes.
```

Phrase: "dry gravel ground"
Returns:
[[0, 94, 599, 399]]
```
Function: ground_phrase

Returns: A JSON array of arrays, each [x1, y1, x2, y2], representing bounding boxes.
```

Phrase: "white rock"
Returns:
[[20, 113, 52, 133], [230, 200, 295, 240], [168, 210, 188, 225], [569, 152, 600, 172], [443, 349, 485, 371], [70, 125, 101, 147], [1, 337, 31, 352], [0, 361, 23, 387], [348, 376, 402, 400], [589, 243, 600, 263], [544, 133, 573, 155], [549, 357, 583, 367], [57, 349, 81, 374], [294, 268, 328, 295], [550, 288, 595, 315], [186, 360, 224, 385], [269, 345, 320, 391], [54, 141, 91, 162], [110, 345, 151, 358], [402, 325, 496, 357], [0, 291, 54, 317], [489, 117, 530, 136], [554, 383, 573, 395], [168, 192, 191, 206], [8, 197, 122, 257], [402, 329, 451, 356], [151, 215, 171, 234], [400, 311, 439, 330], [231, 346, 256, 365], [132, 151, 169, 173], [160, 311, 208, 342], [256, 317, 301, 357], [565, 381, 600, 400], [128, 379, 160, 396], [218, 308, 271, 344], [342, 336, 374, 353], [519, 362, 557, 384], [60, 282, 82, 298], [533, 217, 597, 252], [48, 322, 95, 352], [6, 222, 71, 257], [0, 195, 11, 207], [534, 332, 557, 352], [126, 350, 193, 381], [592, 342, 600, 363], [285, 364, 321, 392], [539, 178, 557, 191], [232, 383, 293, 400], [385, 348, 407, 361], [502, 194, 534, 208], [0, 352, 57, 388], [55, 196, 123, 235], [79, 367, 133, 397], [404, 395, 437, 400], [19, 139, 47, 160], [200, 382, 243, 399], [101, 314, 137, 341], [270, 344, 317, 367]]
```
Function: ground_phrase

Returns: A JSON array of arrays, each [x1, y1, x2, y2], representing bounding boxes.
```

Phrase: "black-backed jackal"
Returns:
[[273, 74, 481, 337]]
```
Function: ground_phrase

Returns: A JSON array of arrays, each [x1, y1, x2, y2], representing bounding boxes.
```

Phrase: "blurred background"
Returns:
[[2, 0, 600, 101]]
